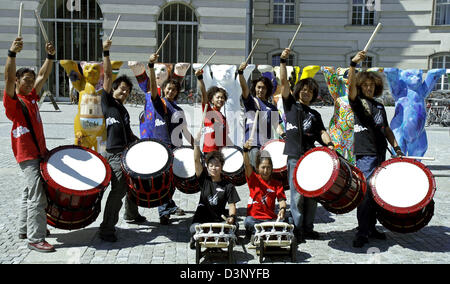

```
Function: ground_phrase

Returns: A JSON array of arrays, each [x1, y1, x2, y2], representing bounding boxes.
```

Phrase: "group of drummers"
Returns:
[[4, 35, 423, 255]]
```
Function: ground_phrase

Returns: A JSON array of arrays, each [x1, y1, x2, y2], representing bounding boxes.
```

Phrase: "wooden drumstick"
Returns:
[[221, 215, 227, 221], [244, 39, 260, 65], [250, 110, 259, 141], [34, 10, 49, 43], [200, 50, 216, 70], [363, 22, 382, 52], [288, 22, 302, 50], [109, 14, 121, 40], [18, 2, 24, 38], [155, 33, 170, 55], [400, 156, 435, 161]]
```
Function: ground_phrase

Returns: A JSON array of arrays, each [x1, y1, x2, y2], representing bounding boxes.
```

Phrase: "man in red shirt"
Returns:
[[3, 37, 56, 252]]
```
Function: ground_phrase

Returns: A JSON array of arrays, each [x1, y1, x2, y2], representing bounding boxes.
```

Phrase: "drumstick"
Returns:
[[250, 110, 259, 140], [244, 39, 260, 65], [34, 10, 49, 43], [108, 14, 121, 40], [155, 33, 170, 55], [221, 215, 227, 221], [18, 2, 24, 38], [399, 156, 435, 161], [288, 22, 302, 50], [200, 50, 216, 70], [363, 22, 382, 52]]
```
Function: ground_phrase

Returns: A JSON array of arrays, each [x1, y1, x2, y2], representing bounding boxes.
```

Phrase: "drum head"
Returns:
[[261, 139, 288, 172], [42, 146, 110, 193], [173, 147, 196, 179], [124, 139, 171, 176], [221, 147, 244, 174], [294, 147, 338, 197], [371, 158, 435, 214]]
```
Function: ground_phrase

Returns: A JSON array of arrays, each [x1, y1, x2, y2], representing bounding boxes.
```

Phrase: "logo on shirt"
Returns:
[[208, 193, 219, 206], [286, 122, 298, 131], [12, 126, 30, 138], [106, 117, 120, 126], [155, 118, 166, 127], [354, 124, 368, 133]]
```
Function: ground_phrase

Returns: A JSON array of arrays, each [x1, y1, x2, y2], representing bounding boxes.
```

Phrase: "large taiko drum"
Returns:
[[121, 139, 174, 208], [293, 147, 367, 214], [261, 139, 289, 190], [172, 146, 202, 194], [370, 157, 436, 233], [41, 145, 111, 230], [220, 146, 246, 186]]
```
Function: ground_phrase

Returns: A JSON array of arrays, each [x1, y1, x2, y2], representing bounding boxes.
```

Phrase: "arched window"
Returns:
[[157, 3, 198, 91], [40, 0, 103, 98], [430, 53, 450, 90]]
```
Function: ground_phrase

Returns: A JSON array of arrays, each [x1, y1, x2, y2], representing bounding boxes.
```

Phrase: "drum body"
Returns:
[[254, 221, 295, 247], [220, 146, 246, 186], [370, 158, 436, 233], [261, 139, 289, 190], [172, 146, 202, 194], [122, 139, 174, 208], [194, 223, 236, 248], [41, 145, 111, 230], [294, 147, 367, 214]]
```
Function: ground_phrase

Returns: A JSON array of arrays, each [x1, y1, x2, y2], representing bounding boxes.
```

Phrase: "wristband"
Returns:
[[229, 214, 237, 219], [8, 50, 16, 58], [280, 58, 287, 64], [279, 207, 286, 211], [394, 146, 402, 152], [148, 63, 155, 69], [103, 50, 110, 57], [47, 53, 55, 60], [350, 61, 357, 67], [237, 70, 244, 75], [243, 147, 250, 153], [196, 74, 203, 80]]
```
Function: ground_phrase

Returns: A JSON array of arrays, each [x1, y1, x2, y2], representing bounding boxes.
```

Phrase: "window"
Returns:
[[431, 54, 450, 90], [273, 0, 295, 25], [272, 53, 295, 66], [158, 3, 198, 91], [352, 0, 375, 25], [435, 0, 450, 25], [360, 56, 373, 68], [40, 0, 103, 98]]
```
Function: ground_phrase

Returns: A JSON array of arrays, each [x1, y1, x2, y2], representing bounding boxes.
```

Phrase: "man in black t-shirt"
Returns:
[[280, 48, 334, 242], [98, 40, 145, 242], [348, 51, 404, 248], [189, 131, 240, 249]]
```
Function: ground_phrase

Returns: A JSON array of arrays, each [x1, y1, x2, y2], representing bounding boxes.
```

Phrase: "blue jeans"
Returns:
[[158, 199, 179, 217], [355, 155, 385, 238], [244, 215, 293, 235], [287, 157, 318, 234]]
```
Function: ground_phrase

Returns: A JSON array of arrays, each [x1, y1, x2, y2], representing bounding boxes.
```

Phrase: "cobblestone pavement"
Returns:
[[0, 102, 448, 264]]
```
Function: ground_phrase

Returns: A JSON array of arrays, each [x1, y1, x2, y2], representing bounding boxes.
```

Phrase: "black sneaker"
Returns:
[[125, 215, 147, 224], [352, 236, 369, 248], [369, 229, 386, 240]]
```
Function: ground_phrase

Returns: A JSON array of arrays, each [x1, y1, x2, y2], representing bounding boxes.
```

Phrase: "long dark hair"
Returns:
[[292, 78, 319, 102], [161, 78, 181, 101], [355, 71, 384, 98], [250, 76, 273, 100], [207, 86, 228, 103]]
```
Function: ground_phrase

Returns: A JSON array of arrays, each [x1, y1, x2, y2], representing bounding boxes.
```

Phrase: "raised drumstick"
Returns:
[[155, 33, 170, 55], [18, 2, 24, 38], [244, 39, 260, 65], [34, 10, 49, 43], [109, 14, 121, 40], [288, 22, 302, 50], [363, 23, 382, 52], [200, 50, 216, 70]]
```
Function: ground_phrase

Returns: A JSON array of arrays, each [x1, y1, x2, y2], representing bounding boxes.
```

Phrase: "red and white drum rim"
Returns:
[[370, 157, 436, 214], [40, 145, 111, 196], [261, 139, 288, 173], [293, 147, 340, 197]]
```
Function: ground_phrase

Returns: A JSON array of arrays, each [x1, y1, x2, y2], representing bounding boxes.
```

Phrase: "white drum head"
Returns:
[[125, 141, 169, 175], [295, 150, 335, 192], [46, 148, 107, 191], [173, 147, 195, 178], [221, 147, 244, 173], [372, 161, 430, 208], [262, 140, 287, 170]]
